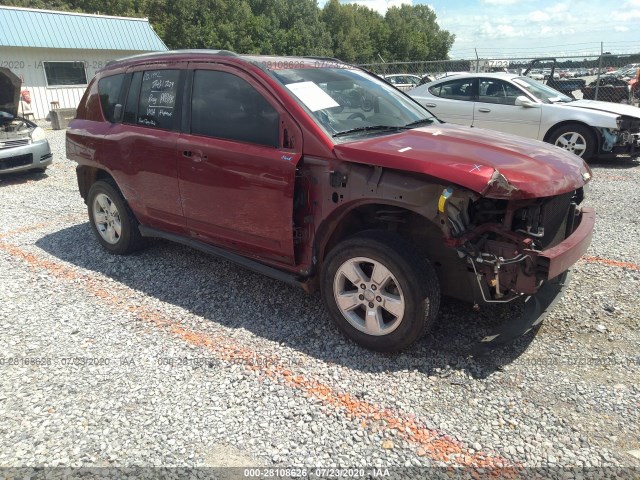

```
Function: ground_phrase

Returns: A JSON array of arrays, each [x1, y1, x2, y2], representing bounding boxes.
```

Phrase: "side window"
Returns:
[[97, 74, 125, 122], [478, 79, 522, 105], [433, 78, 475, 101], [428, 84, 442, 96], [191, 70, 279, 148], [123, 72, 143, 124], [137, 69, 180, 130]]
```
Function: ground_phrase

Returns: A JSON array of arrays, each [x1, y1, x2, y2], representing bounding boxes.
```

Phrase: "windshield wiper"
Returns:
[[332, 125, 402, 138], [333, 119, 436, 138], [403, 118, 435, 128]]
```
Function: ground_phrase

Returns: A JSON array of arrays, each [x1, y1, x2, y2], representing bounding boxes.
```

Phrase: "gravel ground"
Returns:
[[0, 126, 638, 478]]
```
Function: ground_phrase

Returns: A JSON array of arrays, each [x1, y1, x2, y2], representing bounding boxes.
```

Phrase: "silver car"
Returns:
[[1, 67, 52, 174], [409, 72, 640, 161]]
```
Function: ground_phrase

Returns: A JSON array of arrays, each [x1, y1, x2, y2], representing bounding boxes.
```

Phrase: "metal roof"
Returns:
[[0, 6, 167, 51]]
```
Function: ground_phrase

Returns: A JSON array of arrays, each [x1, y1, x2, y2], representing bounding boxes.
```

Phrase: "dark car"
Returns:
[[67, 51, 595, 352], [582, 77, 632, 103]]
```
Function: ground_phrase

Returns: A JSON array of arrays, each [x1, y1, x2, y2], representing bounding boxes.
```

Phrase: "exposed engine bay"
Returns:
[[437, 185, 588, 303], [0, 116, 38, 141]]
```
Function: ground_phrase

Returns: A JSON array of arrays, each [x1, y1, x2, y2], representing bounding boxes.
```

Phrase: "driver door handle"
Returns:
[[478, 108, 491, 113], [425, 103, 437, 107]]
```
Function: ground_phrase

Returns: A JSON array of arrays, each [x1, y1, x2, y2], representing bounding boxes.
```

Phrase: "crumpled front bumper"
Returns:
[[530, 206, 595, 281]]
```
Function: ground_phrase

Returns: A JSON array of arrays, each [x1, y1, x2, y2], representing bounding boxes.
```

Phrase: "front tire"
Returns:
[[87, 180, 144, 255], [548, 124, 596, 161], [321, 231, 440, 352]]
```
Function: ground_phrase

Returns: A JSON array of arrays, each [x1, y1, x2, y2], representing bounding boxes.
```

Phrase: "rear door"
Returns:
[[99, 65, 187, 233], [177, 63, 302, 265], [418, 77, 476, 125], [472, 78, 541, 139]]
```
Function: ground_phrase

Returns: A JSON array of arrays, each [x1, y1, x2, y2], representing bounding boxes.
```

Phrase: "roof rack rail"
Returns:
[[303, 56, 344, 63]]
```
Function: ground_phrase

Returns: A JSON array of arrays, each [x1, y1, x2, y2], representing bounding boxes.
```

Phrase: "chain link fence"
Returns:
[[357, 54, 640, 105]]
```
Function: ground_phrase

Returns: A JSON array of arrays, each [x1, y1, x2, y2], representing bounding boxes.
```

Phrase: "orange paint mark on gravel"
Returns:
[[0, 238, 519, 473], [0, 214, 86, 239], [582, 255, 640, 271]]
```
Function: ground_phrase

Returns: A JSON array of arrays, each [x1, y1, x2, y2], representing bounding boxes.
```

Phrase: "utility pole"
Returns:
[[595, 42, 603, 101]]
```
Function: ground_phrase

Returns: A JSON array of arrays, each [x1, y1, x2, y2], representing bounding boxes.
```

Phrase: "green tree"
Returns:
[[385, 4, 454, 61], [0, 0, 454, 60], [321, 0, 388, 63], [247, 0, 332, 56]]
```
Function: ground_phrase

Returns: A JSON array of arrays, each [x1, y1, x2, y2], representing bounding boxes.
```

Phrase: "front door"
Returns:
[[177, 64, 302, 265]]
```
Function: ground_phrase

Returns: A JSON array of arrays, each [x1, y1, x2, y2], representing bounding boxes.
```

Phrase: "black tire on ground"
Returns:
[[547, 123, 596, 161], [320, 230, 440, 352], [87, 179, 144, 255]]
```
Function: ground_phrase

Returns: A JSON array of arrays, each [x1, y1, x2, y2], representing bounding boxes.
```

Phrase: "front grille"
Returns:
[[513, 191, 574, 248], [0, 153, 33, 170], [540, 191, 574, 248], [0, 138, 30, 150]]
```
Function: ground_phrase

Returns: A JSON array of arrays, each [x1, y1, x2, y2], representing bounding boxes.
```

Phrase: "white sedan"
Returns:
[[408, 73, 640, 161]]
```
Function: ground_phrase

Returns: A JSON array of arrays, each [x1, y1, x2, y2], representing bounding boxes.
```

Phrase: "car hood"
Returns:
[[333, 123, 591, 199], [0, 67, 21, 120], [564, 99, 640, 118]]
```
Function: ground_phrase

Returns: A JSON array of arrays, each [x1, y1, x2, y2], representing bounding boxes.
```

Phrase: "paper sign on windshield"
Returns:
[[286, 82, 340, 112]]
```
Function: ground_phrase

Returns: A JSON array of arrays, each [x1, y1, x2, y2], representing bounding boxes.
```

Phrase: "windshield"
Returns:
[[270, 67, 436, 138], [513, 76, 572, 103]]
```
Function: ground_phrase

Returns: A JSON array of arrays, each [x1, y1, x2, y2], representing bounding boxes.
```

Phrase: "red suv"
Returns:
[[67, 51, 595, 352]]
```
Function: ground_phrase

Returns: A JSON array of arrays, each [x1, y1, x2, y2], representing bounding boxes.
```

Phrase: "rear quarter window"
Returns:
[[97, 74, 125, 122]]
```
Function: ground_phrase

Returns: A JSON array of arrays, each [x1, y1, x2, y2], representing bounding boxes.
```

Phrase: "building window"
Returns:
[[43, 61, 88, 87]]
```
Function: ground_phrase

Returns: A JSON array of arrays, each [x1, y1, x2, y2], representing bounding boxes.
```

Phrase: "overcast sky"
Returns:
[[319, 0, 640, 59]]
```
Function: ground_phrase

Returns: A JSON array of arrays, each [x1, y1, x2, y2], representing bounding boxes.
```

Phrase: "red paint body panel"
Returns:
[[536, 207, 595, 280], [177, 134, 300, 263], [333, 124, 591, 199]]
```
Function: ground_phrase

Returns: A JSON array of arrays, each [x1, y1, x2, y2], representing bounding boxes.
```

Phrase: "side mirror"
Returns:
[[514, 96, 539, 108], [113, 104, 123, 122]]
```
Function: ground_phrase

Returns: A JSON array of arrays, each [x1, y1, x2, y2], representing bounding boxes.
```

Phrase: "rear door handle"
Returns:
[[425, 103, 437, 108], [478, 108, 491, 113], [183, 150, 206, 163]]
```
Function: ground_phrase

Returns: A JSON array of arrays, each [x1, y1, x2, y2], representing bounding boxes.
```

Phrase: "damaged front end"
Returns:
[[436, 173, 595, 351], [597, 115, 640, 158]]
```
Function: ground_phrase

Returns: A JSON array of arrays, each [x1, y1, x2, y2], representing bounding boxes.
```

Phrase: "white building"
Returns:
[[0, 6, 167, 119]]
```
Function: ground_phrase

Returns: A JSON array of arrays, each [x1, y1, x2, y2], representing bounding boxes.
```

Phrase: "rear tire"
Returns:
[[87, 180, 144, 255], [321, 231, 440, 352], [548, 124, 596, 161]]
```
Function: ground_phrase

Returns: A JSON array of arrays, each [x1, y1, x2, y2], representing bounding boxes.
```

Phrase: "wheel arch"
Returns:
[[315, 200, 444, 267], [76, 166, 118, 202], [542, 120, 600, 149]]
